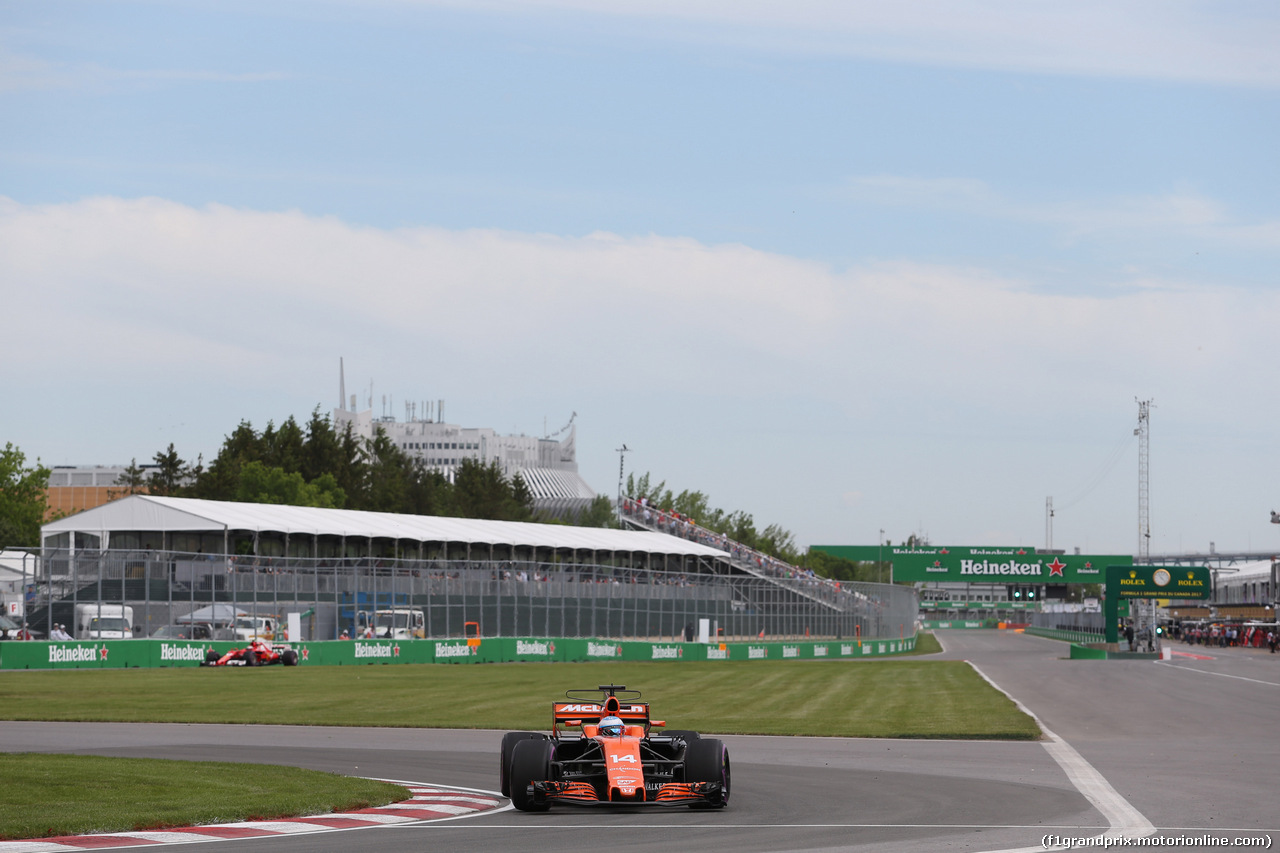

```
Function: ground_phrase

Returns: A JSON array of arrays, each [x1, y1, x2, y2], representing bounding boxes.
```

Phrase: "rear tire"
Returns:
[[500, 732, 545, 798], [509, 738, 554, 812], [204, 649, 219, 664], [683, 737, 730, 808]]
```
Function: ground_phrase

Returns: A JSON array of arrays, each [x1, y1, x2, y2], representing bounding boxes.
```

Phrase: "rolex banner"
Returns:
[[1105, 565, 1210, 600]]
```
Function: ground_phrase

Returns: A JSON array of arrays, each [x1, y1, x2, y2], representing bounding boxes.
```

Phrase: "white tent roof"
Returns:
[[41, 495, 731, 559]]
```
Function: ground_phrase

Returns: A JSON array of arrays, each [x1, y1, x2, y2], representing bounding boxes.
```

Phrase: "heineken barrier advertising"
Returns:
[[813, 545, 1132, 584], [1, 635, 917, 670]]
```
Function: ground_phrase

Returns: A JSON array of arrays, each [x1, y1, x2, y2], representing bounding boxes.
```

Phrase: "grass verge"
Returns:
[[0, 646, 1035, 739], [0, 754, 405, 840]]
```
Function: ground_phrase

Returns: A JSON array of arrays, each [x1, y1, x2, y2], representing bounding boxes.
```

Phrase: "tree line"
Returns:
[[3, 418, 885, 586]]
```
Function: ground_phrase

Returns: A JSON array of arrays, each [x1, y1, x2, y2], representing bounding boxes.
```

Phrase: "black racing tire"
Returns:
[[204, 649, 220, 664], [243, 650, 258, 667], [500, 732, 545, 798], [282, 649, 299, 666], [509, 738, 554, 812], [683, 737, 730, 808]]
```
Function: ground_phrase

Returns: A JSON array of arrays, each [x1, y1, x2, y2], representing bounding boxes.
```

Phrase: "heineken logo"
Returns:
[[782, 646, 799, 658], [840, 644, 855, 656], [159, 643, 206, 662], [813, 645, 828, 656], [747, 646, 767, 659], [650, 645, 682, 660], [355, 642, 393, 659], [587, 641, 622, 657], [48, 644, 99, 664], [1048, 558, 1066, 577], [435, 642, 473, 658], [960, 559, 1043, 576], [516, 640, 553, 656], [706, 647, 728, 660]]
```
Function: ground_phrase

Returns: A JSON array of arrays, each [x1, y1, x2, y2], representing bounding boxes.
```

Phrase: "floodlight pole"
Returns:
[[615, 444, 630, 528], [879, 529, 885, 584]]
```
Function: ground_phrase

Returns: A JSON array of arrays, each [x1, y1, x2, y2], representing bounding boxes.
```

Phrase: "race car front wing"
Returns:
[[529, 780, 724, 807]]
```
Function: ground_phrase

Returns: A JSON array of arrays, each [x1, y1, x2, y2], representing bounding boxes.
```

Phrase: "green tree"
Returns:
[[235, 461, 346, 508], [146, 443, 191, 497], [577, 494, 618, 528], [510, 473, 535, 521], [454, 458, 518, 519], [110, 458, 148, 498], [0, 443, 51, 548]]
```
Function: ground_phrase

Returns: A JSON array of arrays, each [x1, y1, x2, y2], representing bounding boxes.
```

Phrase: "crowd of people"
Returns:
[[621, 497, 873, 611], [1176, 623, 1277, 652]]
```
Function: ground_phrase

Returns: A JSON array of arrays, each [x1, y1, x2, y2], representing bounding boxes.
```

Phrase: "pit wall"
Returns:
[[0, 635, 917, 670]]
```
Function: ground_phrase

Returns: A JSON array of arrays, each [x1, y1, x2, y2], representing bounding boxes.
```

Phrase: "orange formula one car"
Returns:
[[500, 684, 730, 811], [202, 638, 299, 667]]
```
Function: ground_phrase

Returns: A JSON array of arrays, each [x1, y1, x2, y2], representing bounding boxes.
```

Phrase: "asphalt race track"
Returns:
[[2, 630, 1277, 853]]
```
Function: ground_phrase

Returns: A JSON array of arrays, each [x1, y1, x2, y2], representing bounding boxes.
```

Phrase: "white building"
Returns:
[[332, 374, 595, 519]]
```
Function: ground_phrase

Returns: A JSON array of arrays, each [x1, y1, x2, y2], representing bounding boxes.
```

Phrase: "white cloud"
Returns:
[[843, 175, 1280, 249], [1, 195, 1270, 406], [414, 0, 1280, 87]]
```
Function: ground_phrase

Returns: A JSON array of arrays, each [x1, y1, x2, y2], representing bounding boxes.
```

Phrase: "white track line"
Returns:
[[1154, 661, 1280, 687], [967, 661, 1155, 853]]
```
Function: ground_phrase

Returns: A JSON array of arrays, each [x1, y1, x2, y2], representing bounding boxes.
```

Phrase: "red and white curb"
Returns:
[[0, 782, 506, 852]]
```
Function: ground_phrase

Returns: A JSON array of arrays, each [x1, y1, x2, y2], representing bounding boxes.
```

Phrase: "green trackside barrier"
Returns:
[[1, 635, 918, 670], [1025, 626, 1107, 645], [1068, 643, 1159, 661], [921, 620, 989, 629]]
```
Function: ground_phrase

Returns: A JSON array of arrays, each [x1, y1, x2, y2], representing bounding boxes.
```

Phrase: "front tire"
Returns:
[[683, 737, 730, 808], [243, 650, 258, 667], [509, 738, 554, 812], [282, 649, 299, 666], [500, 732, 545, 798]]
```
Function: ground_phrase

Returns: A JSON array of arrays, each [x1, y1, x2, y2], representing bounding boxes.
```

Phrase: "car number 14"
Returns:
[[610, 754, 637, 764]]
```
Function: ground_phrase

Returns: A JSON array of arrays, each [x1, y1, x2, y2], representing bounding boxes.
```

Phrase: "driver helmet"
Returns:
[[598, 715, 625, 737]]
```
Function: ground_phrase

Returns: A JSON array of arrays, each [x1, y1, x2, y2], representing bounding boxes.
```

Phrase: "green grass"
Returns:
[[0, 645, 1036, 740], [0, 754, 406, 840]]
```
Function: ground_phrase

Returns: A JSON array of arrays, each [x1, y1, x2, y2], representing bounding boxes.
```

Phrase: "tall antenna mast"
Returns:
[[339, 357, 346, 411], [1045, 496, 1054, 551], [1135, 398, 1153, 561]]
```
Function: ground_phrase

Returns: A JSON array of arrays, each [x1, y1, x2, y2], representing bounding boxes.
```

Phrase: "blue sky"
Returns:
[[3, 1, 1278, 556]]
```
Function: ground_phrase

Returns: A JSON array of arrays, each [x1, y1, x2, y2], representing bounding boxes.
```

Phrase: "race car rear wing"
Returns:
[[552, 685, 662, 735]]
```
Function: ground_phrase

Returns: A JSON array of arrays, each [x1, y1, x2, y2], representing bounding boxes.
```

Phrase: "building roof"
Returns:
[[41, 495, 731, 558]]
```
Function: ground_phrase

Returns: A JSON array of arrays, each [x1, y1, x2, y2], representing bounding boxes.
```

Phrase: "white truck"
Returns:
[[233, 614, 280, 642], [74, 603, 135, 639], [357, 608, 425, 639]]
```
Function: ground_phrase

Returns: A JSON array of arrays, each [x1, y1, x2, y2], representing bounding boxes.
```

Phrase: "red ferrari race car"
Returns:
[[500, 684, 730, 811], [202, 638, 299, 667]]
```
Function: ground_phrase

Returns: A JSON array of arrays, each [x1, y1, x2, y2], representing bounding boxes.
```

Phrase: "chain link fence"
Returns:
[[31, 550, 918, 643]]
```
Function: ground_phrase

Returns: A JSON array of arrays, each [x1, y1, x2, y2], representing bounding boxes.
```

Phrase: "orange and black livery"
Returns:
[[500, 684, 730, 811]]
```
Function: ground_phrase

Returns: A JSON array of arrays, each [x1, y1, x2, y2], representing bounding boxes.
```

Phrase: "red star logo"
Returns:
[[1084, 562, 1092, 569], [1017, 549, 1027, 555], [1048, 558, 1066, 577], [300, 647, 310, 661], [549, 642, 556, 654], [933, 560, 942, 567], [393, 645, 401, 657], [940, 548, 949, 555], [99, 646, 109, 660]]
